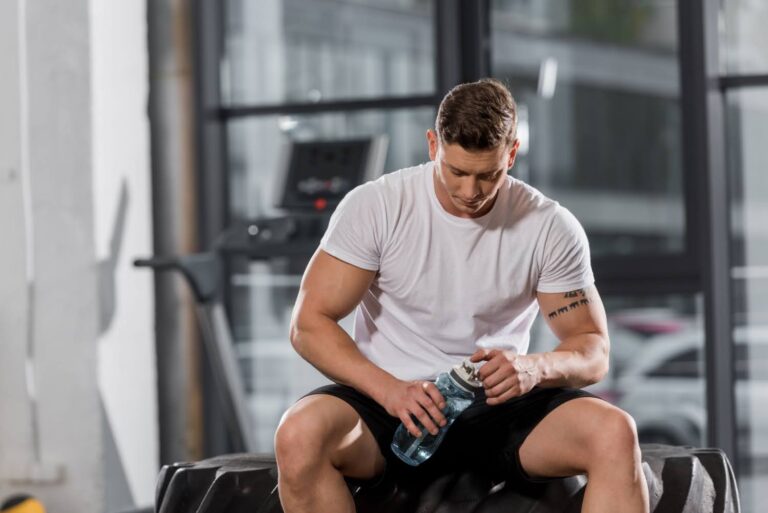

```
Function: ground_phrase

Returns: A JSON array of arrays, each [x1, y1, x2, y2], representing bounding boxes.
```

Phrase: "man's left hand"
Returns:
[[470, 349, 540, 405]]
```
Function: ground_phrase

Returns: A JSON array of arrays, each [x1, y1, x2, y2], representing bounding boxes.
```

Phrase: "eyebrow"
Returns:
[[443, 161, 504, 176]]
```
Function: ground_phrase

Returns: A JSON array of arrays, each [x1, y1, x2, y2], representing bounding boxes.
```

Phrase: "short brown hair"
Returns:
[[435, 78, 517, 150]]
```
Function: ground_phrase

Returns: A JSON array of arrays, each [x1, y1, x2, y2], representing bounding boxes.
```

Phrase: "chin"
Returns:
[[452, 202, 471, 212], [455, 200, 483, 211]]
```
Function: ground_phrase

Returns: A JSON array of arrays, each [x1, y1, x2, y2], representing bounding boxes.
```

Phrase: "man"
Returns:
[[275, 79, 649, 513]]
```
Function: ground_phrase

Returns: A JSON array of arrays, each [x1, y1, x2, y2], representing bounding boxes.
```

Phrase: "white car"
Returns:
[[613, 326, 768, 460]]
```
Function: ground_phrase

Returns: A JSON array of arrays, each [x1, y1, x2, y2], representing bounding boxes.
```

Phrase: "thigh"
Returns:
[[278, 393, 387, 480], [517, 397, 627, 479]]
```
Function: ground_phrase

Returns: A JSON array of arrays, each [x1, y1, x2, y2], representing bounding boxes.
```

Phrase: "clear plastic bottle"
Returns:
[[391, 360, 482, 466]]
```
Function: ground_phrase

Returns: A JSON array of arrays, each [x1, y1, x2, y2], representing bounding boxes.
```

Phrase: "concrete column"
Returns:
[[0, 0, 103, 512]]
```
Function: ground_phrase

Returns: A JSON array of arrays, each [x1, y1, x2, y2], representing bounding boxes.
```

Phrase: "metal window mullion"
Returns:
[[435, 0, 462, 96], [679, 0, 738, 470], [720, 74, 768, 90], [435, 0, 491, 96], [216, 94, 440, 119], [194, 0, 229, 249], [192, 0, 235, 457], [458, 0, 490, 82]]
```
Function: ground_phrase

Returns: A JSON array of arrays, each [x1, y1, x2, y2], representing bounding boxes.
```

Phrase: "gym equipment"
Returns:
[[275, 137, 388, 212], [152, 444, 739, 513], [135, 136, 389, 452]]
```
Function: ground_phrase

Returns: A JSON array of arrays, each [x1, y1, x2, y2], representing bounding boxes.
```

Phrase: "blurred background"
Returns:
[[1, 0, 767, 511]]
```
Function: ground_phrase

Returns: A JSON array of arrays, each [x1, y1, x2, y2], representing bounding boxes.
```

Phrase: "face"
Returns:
[[427, 130, 519, 218]]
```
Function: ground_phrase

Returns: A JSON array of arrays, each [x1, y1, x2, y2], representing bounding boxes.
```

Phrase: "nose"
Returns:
[[461, 176, 482, 199]]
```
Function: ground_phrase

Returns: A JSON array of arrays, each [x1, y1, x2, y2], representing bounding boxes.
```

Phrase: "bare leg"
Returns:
[[274, 395, 386, 513], [518, 398, 649, 513]]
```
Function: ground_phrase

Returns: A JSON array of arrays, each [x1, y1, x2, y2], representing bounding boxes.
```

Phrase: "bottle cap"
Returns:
[[450, 360, 482, 391]]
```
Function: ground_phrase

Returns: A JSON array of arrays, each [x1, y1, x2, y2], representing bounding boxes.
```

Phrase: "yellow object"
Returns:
[[1, 496, 45, 513]]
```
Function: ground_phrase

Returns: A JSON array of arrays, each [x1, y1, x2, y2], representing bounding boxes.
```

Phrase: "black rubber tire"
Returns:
[[154, 445, 739, 513]]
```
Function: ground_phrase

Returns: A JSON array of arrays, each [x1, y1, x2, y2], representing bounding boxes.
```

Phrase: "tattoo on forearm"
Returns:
[[546, 289, 592, 319]]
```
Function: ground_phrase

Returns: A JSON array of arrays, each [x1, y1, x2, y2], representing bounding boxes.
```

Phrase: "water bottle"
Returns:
[[391, 360, 482, 466]]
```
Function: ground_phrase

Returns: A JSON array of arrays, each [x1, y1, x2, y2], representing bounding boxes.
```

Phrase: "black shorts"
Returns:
[[304, 383, 597, 487]]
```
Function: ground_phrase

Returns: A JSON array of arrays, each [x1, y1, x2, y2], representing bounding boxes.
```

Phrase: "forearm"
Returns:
[[290, 315, 397, 404], [530, 332, 609, 388]]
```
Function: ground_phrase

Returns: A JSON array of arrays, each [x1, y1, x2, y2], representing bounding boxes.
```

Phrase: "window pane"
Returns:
[[227, 107, 435, 219], [727, 88, 768, 513], [227, 257, 334, 449], [530, 293, 705, 447], [222, 0, 435, 105], [491, 0, 676, 51], [721, 0, 768, 74], [491, 0, 684, 258], [646, 348, 700, 379]]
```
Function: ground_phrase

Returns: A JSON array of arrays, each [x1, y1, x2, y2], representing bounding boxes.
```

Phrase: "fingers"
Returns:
[[416, 389, 447, 429], [470, 348, 496, 363], [399, 411, 424, 438], [422, 381, 446, 410], [484, 376, 518, 400], [481, 367, 508, 389], [486, 386, 520, 405], [403, 403, 439, 437], [399, 381, 446, 437], [474, 350, 525, 405], [469, 349, 485, 363], [476, 351, 505, 381]]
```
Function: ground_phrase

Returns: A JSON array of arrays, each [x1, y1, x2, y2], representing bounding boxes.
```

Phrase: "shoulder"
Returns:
[[549, 202, 584, 232], [504, 176, 561, 222], [503, 178, 587, 243], [334, 162, 429, 221], [344, 162, 430, 212], [371, 162, 430, 196]]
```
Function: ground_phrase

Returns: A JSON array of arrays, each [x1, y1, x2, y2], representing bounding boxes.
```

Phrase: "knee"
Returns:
[[274, 409, 328, 482], [588, 407, 641, 462]]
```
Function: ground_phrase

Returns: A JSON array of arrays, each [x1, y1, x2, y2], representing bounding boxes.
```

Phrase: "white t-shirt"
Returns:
[[319, 161, 594, 381]]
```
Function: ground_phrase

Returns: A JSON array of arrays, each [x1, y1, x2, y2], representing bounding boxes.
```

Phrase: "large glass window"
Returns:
[[222, 0, 435, 105], [490, 0, 684, 258], [727, 88, 768, 513], [720, 1, 768, 75]]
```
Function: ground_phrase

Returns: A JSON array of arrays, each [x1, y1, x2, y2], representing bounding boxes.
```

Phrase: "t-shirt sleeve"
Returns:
[[319, 182, 385, 271], [536, 205, 595, 293]]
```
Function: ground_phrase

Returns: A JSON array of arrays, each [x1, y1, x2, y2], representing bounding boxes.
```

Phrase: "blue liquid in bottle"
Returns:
[[391, 361, 481, 466]]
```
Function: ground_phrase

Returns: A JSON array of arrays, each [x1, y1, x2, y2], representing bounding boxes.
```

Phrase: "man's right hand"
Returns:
[[379, 379, 448, 437]]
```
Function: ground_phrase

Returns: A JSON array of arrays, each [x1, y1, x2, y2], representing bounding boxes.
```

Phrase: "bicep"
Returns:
[[536, 285, 608, 344], [293, 249, 377, 324]]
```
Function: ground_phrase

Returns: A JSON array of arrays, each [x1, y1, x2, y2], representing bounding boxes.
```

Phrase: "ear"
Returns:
[[506, 139, 521, 169], [427, 129, 438, 161]]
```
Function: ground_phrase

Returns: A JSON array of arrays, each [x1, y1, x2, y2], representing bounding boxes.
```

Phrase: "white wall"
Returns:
[[0, 0, 103, 511], [0, 0, 36, 480], [90, 0, 157, 507], [0, 0, 156, 511]]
